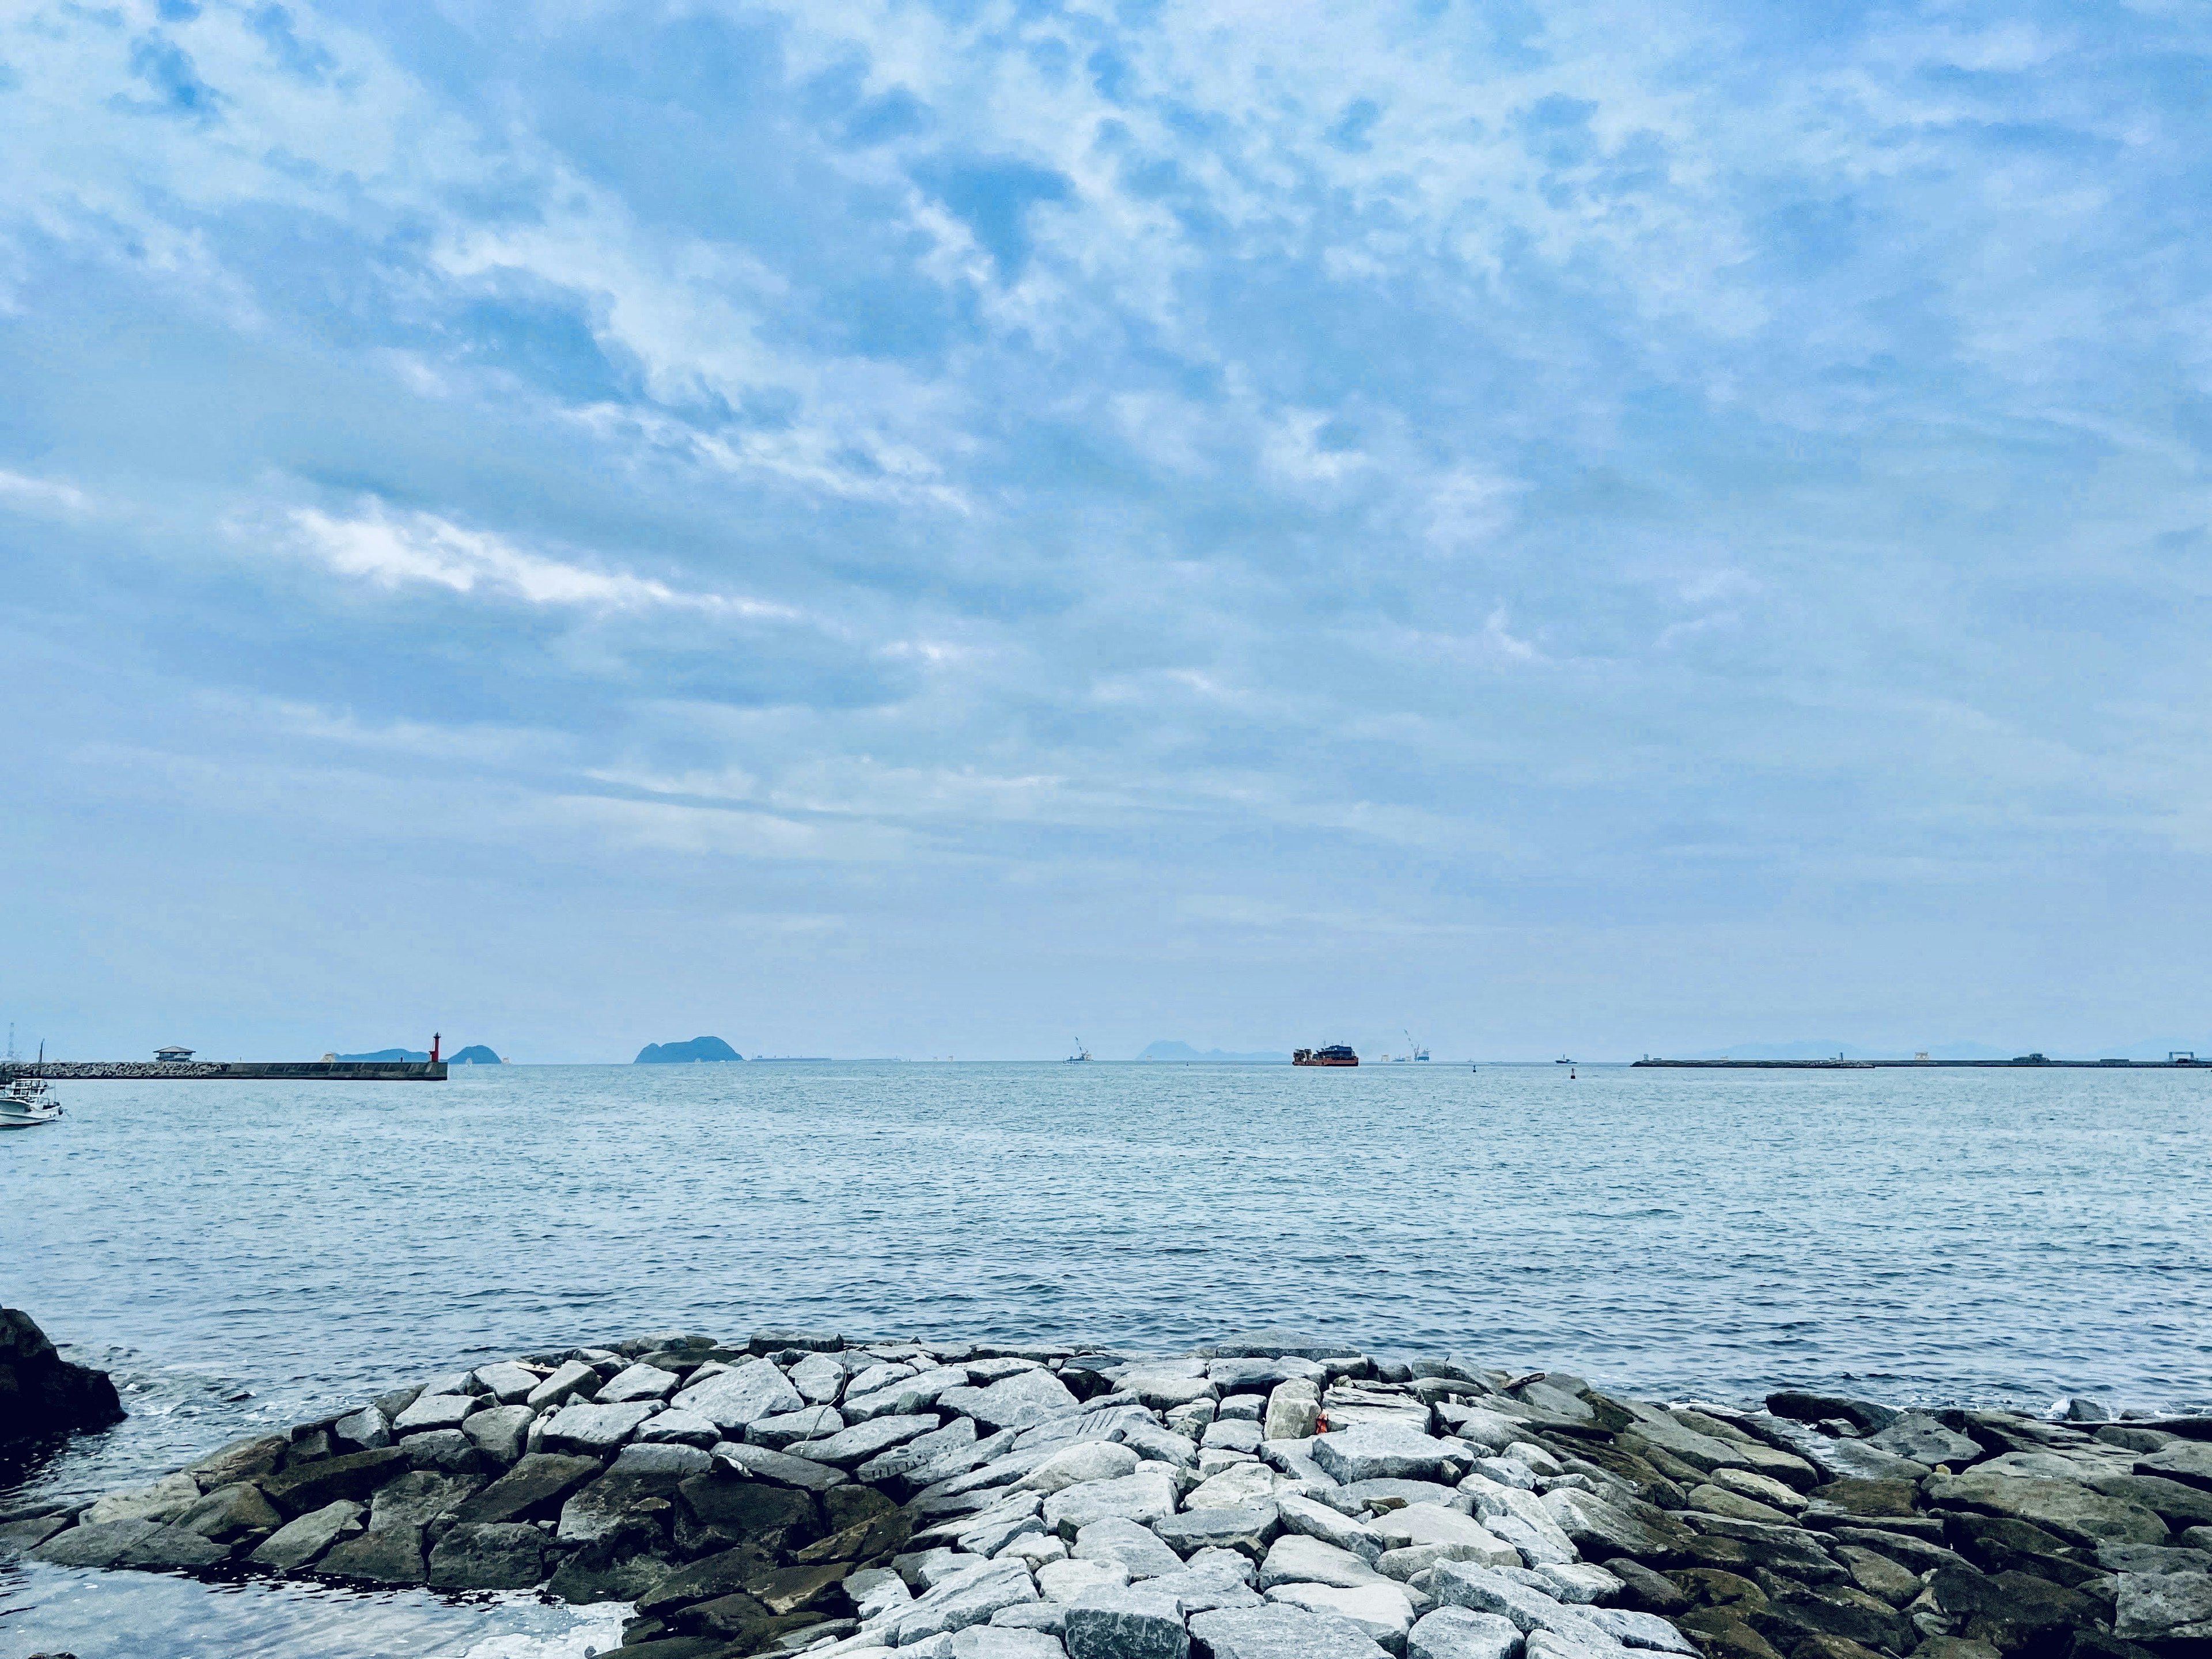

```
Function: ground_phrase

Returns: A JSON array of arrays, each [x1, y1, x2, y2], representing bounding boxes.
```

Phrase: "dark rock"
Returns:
[[743, 1560, 850, 1616], [547, 1550, 674, 1603], [400, 1427, 493, 1475], [283, 1428, 334, 1465], [0, 1309, 125, 1444], [1677, 1516, 1847, 1581], [1806, 1480, 1918, 1518], [1764, 1395, 1898, 1438], [1673, 1608, 1785, 1659], [1750, 1580, 1915, 1653], [1930, 1566, 2098, 1656], [593, 1636, 726, 1659], [2094, 1473, 2212, 1528], [638, 1544, 782, 1615], [674, 1472, 819, 1557], [0, 1511, 71, 1552], [1828, 1525, 1969, 1574], [260, 1446, 408, 1517], [173, 1481, 281, 1544], [671, 1592, 773, 1638], [1671, 1568, 1768, 1612], [793, 1485, 910, 1563], [1945, 1514, 2104, 1586], [320, 1523, 427, 1584], [427, 1521, 547, 1589], [187, 1432, 290, 1488], [1607, 1558, 1690, 1612], [33, 1520, 229, 1569], [452, 1453, 603, 1525], [1789, 1636, 1888, 1659], [748, 1329, 843, 1354], [2133, 1441, 2212, 1492]]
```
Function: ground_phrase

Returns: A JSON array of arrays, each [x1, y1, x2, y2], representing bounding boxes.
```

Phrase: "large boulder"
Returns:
[[1062, 1582, 1191, 1658], [0, 1308, 124, 1444], [1188, 1602, 1393, 1658]]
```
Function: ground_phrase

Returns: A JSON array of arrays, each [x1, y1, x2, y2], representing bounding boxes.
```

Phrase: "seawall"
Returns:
[[2, 1061, 447, 1081]]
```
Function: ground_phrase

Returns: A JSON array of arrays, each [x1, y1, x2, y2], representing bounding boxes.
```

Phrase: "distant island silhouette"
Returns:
[[448, 1045, 501, 1065], [635, 1036, 744, 1063]]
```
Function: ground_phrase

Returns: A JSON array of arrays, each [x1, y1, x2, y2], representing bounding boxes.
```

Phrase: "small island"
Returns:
[[635, 1037, 744, 1064], [448, 1046, 502, 1065]]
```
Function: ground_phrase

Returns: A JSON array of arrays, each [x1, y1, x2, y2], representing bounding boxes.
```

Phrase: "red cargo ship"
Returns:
[[1292, 1046, 1359, 1067]]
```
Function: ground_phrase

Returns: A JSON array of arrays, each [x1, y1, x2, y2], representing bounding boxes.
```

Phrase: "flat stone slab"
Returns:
[[537, 1400, 658, 1453], [1074, 1516, 1187, 1579], [943, 1370, 1082, 1431], [711, 1440, 849, 1491], [1313, 1423, 1466, 1485], [1154, 1502, 1280, 1559], [1410, 1608, 1522, 1659], [1044, 1469, 1179, 1537], [792, 1412, 941, 1467], [452, 1453, 603, 1525], [33, 1519, 228, 1570], [675, 1358, 805, 1430], [598, 1362, 681, 1403], [1189, 1603, 1393, 1658], [1062, 1582, 1191, 1659]]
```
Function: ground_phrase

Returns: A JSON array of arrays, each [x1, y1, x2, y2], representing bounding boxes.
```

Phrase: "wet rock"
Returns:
[[248, 1498, 365, 1571], [1924, 1469, 2169, 1548], [1929, 1566, 2099, 1653], [1063, 1582, 1191, 1659], [172, 1480, 280, 1544], [1863, 1413, 1980, 1467], [332, 1406, 392, 1452], [428, 1520, 547, 1589], [1750, 1581, 1912, 1654], [1604, 1560, 1687, 1613], [262, 1446, 408, 1516], [1155, 1503, 1281, 1560], [0, 1308, 125, 1444], [750, 1330, 843, 1355], [452, 1452, 603, 1525], [674, 1469, 819, 1556], [321, 1522, 427, 1583], [2135, 1441, 2212, 1492], [82, 1472, 200, 1527], [1763, 1395, 1897, 1438], [1188, 1601, 1395, 1658], [1832, 1543, 1921, 1606], [1408, 1607, 1521, 1659], [546, 1548, 676, 1604], [1540, 1489, 1686, 1563], [463, 1403, 535, 1464], [34, 1519, 225, 1569], [2113, 1570, 2212, 1641], [186, 1431, 291, 1488], [401, 1428, 493, 1475]]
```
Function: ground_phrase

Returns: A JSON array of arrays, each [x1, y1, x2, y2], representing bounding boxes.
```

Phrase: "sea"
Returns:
[[2, 1060, 2206, 1656]]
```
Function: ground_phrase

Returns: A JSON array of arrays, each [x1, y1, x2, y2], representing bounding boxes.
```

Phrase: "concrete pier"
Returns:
[[1, 1060, 447, 1081]]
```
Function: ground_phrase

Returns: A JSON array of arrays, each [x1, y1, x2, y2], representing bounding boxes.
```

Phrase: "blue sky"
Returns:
[[5, 0, 2210, 1061]]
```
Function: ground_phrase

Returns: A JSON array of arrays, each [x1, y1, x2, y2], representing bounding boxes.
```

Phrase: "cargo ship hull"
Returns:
[[1293, 1047, 1359, 1067]]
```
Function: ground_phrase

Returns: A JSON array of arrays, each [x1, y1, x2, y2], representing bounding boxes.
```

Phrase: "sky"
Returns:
[[4, 0, 2210, 1062]]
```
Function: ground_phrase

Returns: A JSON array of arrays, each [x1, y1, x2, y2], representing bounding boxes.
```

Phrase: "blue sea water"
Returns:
[[2, 1060, 2207, 1654]]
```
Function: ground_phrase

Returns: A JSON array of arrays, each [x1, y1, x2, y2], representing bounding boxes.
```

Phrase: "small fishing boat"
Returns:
[[0, 1075, 61, 1128]]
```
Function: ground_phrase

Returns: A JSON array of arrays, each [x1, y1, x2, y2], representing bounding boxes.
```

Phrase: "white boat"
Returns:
[[1, 1075, 61, 1128]]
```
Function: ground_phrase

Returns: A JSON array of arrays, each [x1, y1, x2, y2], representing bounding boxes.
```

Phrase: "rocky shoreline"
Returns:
[[3, 1328, 2210, 1659]]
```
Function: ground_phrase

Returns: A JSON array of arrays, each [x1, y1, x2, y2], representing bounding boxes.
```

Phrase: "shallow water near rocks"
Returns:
[[2, 1060, 2207, 1653]]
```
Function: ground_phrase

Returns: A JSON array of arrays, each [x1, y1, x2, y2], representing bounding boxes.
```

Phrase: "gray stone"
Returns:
[[1460, 1480, 1575, 1564], [1372, 1505, 1510, 1559], [173, 1480, 281, 1543], [370, 1471, 483, 1533], [403, 1427, 493, 1475], [796, 1411, 942, 1467], [1536, 1489, 1684, 1563], [82, 1472, 200, 1527], [1188, 1603, 1393, 1658], [790, 1351, 847, 1404], [1153, 1503, 1280, 1560], [333, 1404, 392, 1451], [749, 1327, 843, 1354], [954, 1627, 1067, 1658], [1408, 1608, 1521, 1659], [1046, 1469, 1180, 1537], [2115, 1570, 2212, 1641], [427, 1520, 546, 1589], [1261, 1533, 1391, 1590], [1864, 1411, 1981, 1467], [537, 1400, 658, 1453], [864, 1416, 984, 1482], [848, 1365, 977, 1422], [1532, 1565, 1622, 1607], [525, 1359, 600, 1411], [1211, 1357, 1328, 1392], [1044, 1556, 1135, 1602], [1024, 1441, 1143, 1494], [1923, 1468, 2171, 1547], [751, 1404, 847, 1447], [1055, 1518, 1172, 1581], [1117, 1369, 1221, 1411], [1063, 1583, 1190, 1659], [34, 1518, 229, 1570], [321, 1521, 427, 1582], [2139, 1441, 2212, 1492], [849, 1360, 921, 1397], [473, 1361, 542, 1404], [675, 1357, 804, 1430], [892, 1559, 1043, 1644], [1580, 1609, 1695, 1654], [1204, 1421, 1264, 1455], [639, 1406, 723, 1447], [1330, 1480, 1468, 1517], [452, 1452, 604, 1524], [993, 1603, 1071, 1637], [945, 1370, 1085, 1431], [1428, 1563, 1602, 1642], [1315, 1426, 1467, 1486], [613, 1441, 713, 1476], [464, 1403, 536, 1464], [711, 1439, 849, 1490], [1149, 1551, 1264, 1612], [597, 1361, 681, 1403], [1278, 1493, 1384, 1561], [1522, 1632, 1626, 1659], [248, 1499, 365, 1571], [1124, 1422, 1200, 1471], [394, 1392, 481, 1434], [1265, 1381, 1321, 1443], [1263, 1582, 1416, 1653]]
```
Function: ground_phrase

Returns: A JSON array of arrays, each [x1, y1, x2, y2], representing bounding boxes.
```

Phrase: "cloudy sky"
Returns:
[[5, 0, 2209, 1062]]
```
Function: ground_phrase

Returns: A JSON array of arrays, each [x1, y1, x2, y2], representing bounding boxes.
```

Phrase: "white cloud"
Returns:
[[281, 504, 799, 619], [0, 469, 91, 515]]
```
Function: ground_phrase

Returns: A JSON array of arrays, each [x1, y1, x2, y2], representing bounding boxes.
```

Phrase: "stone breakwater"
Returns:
[[4, 1330, 2211, 1659]]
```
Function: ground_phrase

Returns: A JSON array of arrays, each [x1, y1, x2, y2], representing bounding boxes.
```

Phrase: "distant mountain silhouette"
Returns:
[[1137, 1040, 1291, 1063], [336, 1047, 430, 1062], [636, 1036, 744, 1063], [448, 1045, 502, 1065]]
